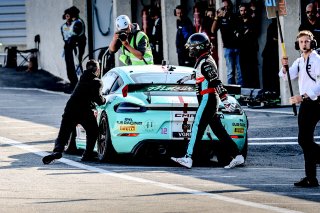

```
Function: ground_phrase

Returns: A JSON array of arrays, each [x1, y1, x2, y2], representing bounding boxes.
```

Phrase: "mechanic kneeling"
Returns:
[[42, 59, 106, 164]]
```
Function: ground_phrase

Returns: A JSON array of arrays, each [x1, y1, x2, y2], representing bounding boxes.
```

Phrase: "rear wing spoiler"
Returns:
[[122, 83, 241, 97], [122, 83, 195, 97]]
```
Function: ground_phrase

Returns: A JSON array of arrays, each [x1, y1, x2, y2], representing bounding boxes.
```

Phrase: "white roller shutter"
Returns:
[[0, 0, 26, 46]]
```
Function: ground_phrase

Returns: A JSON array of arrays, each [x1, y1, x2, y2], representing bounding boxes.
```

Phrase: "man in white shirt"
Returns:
[[279, 30, 320, 187]]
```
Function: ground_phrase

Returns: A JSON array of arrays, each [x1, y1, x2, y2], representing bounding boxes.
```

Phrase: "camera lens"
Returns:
[[119, 32, 127, 41]]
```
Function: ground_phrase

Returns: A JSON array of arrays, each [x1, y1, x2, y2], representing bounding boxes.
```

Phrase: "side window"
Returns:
[[110, 77, 124, 93], [102, 72, 117, 94]]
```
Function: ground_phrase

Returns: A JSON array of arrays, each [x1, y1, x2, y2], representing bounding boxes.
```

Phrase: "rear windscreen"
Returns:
[[130, 73, 195, 84]]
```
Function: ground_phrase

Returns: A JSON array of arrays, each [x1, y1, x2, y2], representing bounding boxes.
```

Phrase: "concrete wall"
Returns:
[[279, 1, 300, 105], [92, 0, 113, 58], [26, 0, 86, 81]]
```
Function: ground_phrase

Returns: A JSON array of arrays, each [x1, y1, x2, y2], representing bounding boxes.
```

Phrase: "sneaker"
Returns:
[[224, 155, 245, 169], [294, 177, 319, 187], [171, 156, 193, 169], [42, 152, 62, 164]]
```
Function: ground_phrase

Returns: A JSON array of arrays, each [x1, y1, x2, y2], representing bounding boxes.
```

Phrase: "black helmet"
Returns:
[[185, 33, 211, 58]]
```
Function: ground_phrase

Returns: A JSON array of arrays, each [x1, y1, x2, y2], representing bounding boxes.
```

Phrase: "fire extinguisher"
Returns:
[[193, 7, 200, 32], [141, 7, 149, 34]]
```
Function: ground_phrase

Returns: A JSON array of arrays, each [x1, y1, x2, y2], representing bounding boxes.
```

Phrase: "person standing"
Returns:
[[279, 30, 320, 187], [61, 8, 78, 92], [238, 3, 259, 88], [109, 15, 153, 65], [262, 19, 279, 93], [149, 7, 163, 64], [299, 3, 320, 48], [211, 0, 243, 86], [69, 6, 87, 74], [171, 33, 245, 169], [174, 5, 195, 67], [42, 60, 106, 164]]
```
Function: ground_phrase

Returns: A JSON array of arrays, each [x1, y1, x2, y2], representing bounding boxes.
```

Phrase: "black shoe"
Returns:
[[294, 177, 319, 187], [81, 152, 97, 162], [42, 152, 62, 164], [64, 146, 78, 155]]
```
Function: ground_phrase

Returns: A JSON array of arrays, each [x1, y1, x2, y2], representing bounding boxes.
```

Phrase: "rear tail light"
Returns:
[[230, 135, 244, 139], [114, 102, 147, 113]]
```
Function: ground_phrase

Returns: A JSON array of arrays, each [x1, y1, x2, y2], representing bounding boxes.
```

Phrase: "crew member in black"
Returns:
[[42, 60, 106, 164], [171, 33, 244, 169]]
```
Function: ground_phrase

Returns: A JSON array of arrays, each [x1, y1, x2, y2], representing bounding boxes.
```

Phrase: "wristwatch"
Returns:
[[301, 94, 306, 101]]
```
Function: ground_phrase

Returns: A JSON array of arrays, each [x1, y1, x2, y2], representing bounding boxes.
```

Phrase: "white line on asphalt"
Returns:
[[0, 136, 302, 213], [248, 136, 320, 145], [0, 87, 69, 96], [249, 136, 320, 141], [244, 108, 294, 115]]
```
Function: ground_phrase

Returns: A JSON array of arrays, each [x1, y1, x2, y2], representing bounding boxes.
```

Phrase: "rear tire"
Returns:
[[97, 112, 116, 162]]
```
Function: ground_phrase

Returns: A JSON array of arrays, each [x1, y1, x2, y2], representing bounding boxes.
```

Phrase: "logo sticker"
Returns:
[[119, 125, 136, 132]]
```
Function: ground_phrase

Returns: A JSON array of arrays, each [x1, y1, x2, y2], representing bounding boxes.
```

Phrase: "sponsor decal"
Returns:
[[144, 120, 155, 132], [119, 125, 136, 132], [117, 118, 142, 125], [174, 113, 196, 118], [232, 122, 246, 127], [234, 128, 244, 134], [146, 85, 195, 92], [173, 132, 192, 138]]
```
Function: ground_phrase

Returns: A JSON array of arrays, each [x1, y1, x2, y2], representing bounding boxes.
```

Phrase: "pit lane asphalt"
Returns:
[[0, 67, 319, 212]]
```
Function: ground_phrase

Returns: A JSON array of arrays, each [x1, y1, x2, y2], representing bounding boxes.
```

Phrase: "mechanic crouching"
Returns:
[[42, 59, 106, 164], [171, 33, 244, 169]]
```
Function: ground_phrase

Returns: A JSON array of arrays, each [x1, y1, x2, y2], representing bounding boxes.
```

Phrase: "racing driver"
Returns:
[[171, 33, 245, 169]]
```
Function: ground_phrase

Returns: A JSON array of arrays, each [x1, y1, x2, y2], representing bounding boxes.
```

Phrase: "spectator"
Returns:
[[262, 19, 279, 94], [42, 60, 106, 164], [238, 3, 259, 88], [174, 5, 195, 67], [109, 15, 154, 65], [199, 8, 219, 65], [149, 7, 163, 64], [299, 3, 320, 48], [69, 6, 87, 74], [211, 0, 243, 86]]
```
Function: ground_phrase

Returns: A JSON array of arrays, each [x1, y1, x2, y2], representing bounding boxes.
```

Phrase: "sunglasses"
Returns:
[[306, 11, 313, 14]]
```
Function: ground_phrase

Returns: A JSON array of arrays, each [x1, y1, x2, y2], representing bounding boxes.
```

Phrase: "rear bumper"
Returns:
[[131, 139, 219, 160]]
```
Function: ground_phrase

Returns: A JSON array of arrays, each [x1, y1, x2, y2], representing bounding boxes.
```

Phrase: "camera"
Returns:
[[116, 30, 128, 41]]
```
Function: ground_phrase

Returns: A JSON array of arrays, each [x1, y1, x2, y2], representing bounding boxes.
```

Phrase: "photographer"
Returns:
[[109, 15, 154, 65]]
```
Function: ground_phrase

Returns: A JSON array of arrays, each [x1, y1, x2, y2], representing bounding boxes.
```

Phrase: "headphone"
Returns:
[[295, 31, 317, 50]]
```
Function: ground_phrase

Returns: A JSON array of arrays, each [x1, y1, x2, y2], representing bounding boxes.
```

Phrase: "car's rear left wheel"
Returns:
[[97, 112, 116, 162]]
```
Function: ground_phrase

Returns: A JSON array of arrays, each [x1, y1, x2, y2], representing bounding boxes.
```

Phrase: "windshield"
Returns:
[[130, 73, 195, 84]]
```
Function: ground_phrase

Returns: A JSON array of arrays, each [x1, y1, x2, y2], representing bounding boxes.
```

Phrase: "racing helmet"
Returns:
[[185, 33, 211, 58], [115, 15, 131, 31]]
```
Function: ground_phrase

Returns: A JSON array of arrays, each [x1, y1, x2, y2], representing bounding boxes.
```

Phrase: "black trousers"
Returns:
[[76, 40, 86, 73], [64, 45, 78, 89], [53, 110, 98, 154], [298, 100, 320, 179], [187, 93, 240, 160]]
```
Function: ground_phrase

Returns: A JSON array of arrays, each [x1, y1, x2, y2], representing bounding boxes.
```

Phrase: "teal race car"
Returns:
[[75, 64, 248, 163]]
